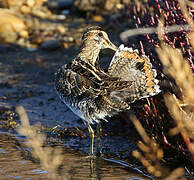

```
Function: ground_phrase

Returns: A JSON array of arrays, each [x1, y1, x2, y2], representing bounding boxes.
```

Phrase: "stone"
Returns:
[[40, 39, 61, 50], [0, 11, 28, 43], [47, 0, 74, 10]]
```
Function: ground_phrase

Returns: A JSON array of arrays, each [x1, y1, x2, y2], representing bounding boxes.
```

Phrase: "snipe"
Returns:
[[55, 27, 161, 156]]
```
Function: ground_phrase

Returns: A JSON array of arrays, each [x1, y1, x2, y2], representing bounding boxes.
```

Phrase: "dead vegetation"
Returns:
[[130, 40, 194, 179], [16, 105, 68, 180], [128, 0, 194, 178], [131, 115, 186, 179]]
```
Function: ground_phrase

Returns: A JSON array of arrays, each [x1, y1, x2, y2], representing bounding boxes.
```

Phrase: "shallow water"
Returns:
[[0, 132, 151, 180], [0, 47, 154, 179], [0, 133, 47, 179]]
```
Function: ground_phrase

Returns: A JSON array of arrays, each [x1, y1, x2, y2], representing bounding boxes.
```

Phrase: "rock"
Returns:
[[56, 25, 67, 34], [0, 11, 28, 43], [40, 39, 61, 50], [26, 0, 35, 7], [74, 0, 125, 11], [0, 0, 9, 8], [74, 0, 104, 11], [61, 10, 70, 15], [104, 0, 121, 11], [27, 47, 38, 52], [56, 14, 66, 20], [20, 5, 31, 14], [62, 42, 69, 48], [7, 0, 25, 8], [63, 36, 74, 42], [47, 0, 74, 10], [32, 9, 47, 18], [123, 0, 131, 4], [92, 15, 104, 22]]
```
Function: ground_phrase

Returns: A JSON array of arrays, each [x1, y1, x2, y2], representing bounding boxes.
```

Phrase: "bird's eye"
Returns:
[[98, 32, 103, 37]]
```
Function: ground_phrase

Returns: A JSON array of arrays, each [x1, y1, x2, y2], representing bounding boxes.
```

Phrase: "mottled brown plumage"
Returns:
[[55, 27, 161, 155], [108, 45, 161, 103], [55, 27, 161, 124]]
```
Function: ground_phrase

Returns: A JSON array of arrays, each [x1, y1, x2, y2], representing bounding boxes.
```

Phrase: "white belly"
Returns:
[[65, 101, 85, 120]]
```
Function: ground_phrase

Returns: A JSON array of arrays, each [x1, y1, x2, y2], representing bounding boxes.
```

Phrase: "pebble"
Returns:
[[27, 47, 38, 52], [47, 0, 74, 10], [63, 36, 74, 42], [20, 5, 31, 14], [26, 0, 35, 7], [0, 12, 28, 43], [92, 15, 104, 22], [56, 25, 66, 34], [56, 15, 66, 20], [40, 39, 61, 50], [61, 10, 70, 15]]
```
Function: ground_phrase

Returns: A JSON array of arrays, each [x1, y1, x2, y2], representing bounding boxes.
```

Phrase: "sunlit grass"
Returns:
[[16, 106, 68, 180], [128, 0, 194, 178]]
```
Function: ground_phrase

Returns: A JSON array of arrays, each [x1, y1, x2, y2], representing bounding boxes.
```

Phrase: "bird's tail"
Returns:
[[108, 45, 161, 102]]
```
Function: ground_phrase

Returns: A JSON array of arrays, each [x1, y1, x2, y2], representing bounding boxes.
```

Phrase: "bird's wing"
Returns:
[[55, 64, 101, 98], [107, 45, 161, 105]]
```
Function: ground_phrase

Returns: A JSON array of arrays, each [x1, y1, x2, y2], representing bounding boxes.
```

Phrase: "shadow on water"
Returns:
[[0, 132, 151, 180]]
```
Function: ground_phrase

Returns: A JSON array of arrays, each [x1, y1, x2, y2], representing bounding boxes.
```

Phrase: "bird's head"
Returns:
[[82, 26, 117, 51]]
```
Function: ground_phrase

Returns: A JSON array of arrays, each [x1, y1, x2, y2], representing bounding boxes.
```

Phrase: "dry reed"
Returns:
[[129, 0, 194, 178], [156, 43, 194, 163], [16, 105, 67, 180], [130, 114, 186, 179], [156, 0, 194, 163]]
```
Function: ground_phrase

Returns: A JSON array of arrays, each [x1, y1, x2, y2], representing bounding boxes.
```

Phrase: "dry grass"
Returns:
[[134, 38, 194, 177], [129, 0, 194, 178], [120, 24, 191, 42], [16, 105, 68, 180], [130, 115, 186, 179], [157, 43, 194, 162], [156, 0, 194, 163], [130, 114, 168, 178]]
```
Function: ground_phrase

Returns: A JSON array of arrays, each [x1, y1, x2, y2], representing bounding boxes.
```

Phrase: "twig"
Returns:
[[186, 0, 194, 8], [178, 0, 194, 28], [120, 24, 191, 42]]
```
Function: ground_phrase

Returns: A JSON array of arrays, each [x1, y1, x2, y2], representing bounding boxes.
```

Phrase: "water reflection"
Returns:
[[0, 148, 8, 154], [31, 169, 48, 174], [0, 132, 149, 179]]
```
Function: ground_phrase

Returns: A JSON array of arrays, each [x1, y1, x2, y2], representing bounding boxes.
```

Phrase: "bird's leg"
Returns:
[[96, 123, 102, 157], [87, 123, 95, 157]]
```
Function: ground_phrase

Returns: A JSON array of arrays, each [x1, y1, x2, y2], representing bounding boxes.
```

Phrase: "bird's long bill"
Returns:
[[105, 39, 118, 51]]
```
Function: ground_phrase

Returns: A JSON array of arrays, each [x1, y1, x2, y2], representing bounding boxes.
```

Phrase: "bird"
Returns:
[[55, 26, 161, 156], [55, 26, 117, 156]]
